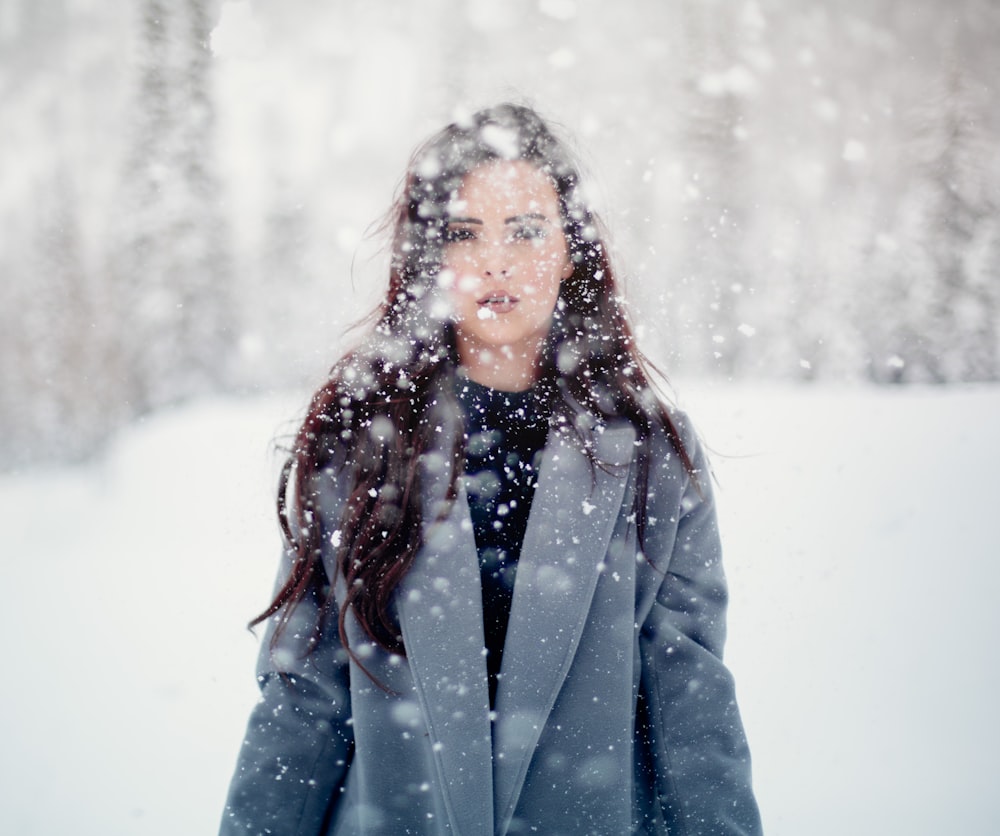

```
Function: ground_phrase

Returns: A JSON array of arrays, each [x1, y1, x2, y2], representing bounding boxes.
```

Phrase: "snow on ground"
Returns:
[[1, 383, 998, 835]]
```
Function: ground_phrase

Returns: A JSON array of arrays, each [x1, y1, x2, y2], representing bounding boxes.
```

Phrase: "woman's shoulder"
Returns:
[[570, 389, 704, 457], [661, 401, 704, 457], [620, 398, 710, 487]]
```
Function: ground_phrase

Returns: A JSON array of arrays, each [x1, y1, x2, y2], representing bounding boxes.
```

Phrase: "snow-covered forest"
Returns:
[[1, 0, 998, 468], [2, 2, 1000, 834]]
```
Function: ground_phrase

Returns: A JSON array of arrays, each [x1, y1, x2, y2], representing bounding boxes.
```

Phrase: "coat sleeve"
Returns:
[[638, 420, 762, 836], [220, 474, 354, 836]]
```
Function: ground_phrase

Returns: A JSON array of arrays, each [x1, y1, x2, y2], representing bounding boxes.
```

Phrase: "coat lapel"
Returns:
[[397, 445, 495, 836], [492, 422, 635, 833], [396, 399, 636, 836]]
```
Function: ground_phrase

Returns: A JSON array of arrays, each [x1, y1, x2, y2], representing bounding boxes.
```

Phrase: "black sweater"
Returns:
[[455, 377, 551, 710]]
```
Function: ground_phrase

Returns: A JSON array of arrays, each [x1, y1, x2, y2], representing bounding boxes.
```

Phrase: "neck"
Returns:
[[456, 338, 543, 392]]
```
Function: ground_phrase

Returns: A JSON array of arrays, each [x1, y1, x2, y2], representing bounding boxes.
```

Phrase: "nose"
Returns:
[[480, 240, 511, 279]]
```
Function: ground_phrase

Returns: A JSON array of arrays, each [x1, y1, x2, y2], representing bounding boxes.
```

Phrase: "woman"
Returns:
[[221, 104, 762, 836]]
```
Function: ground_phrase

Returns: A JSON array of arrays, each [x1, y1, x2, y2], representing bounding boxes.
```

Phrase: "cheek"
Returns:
[[440, 260, 481, 295], [456, 274, 481, 294], [442, 245, 479, 273], [515, 241, 551, 267], [521, 247, 568, 292], [436, 268, 456, 290]]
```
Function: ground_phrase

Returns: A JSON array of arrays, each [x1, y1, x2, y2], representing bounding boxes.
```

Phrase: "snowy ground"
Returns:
[[2, 383, 998, 835]]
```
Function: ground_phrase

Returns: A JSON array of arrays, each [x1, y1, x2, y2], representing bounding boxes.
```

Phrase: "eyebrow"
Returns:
[[446, 213, 551, 224], [506, 213, 550, 224]]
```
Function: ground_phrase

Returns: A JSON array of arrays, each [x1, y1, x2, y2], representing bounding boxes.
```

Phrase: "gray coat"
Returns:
[[221, 409, 762, 836]]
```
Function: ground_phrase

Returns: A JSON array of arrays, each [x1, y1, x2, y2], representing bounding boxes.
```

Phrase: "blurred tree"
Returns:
[[108, 0, 234, 413], [0, 0, 131, 467], [872, 52, 998, 382], [27, 172, 109, 460], [671, 0, 753, 378], [0, 169, 111, 464]]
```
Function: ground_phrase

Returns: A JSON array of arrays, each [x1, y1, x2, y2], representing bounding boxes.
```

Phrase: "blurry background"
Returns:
[[2, 0, 998, 468], [2, 2, 1000, 835]]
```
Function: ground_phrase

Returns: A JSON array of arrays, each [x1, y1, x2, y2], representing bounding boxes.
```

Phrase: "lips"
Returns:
[[477, 293, 519, 315]]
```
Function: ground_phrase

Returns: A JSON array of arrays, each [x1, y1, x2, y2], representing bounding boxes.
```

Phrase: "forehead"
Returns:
[[450, 160, 560, 215]]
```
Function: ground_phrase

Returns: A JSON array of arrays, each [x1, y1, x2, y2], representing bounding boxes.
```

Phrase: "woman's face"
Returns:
[[441, 160, 573, 385]]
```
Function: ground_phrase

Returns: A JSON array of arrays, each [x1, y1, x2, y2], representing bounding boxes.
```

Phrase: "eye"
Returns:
[[509, 225, 548, 243], [442, 226, 477, 244]]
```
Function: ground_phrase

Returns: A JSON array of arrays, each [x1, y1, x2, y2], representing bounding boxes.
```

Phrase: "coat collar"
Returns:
[[398, 398, 635, 836]]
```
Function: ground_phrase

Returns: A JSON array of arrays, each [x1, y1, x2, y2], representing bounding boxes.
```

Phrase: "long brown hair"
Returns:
[[254, 103, 695, 669]]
